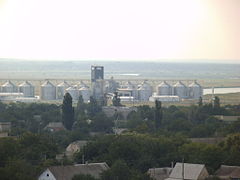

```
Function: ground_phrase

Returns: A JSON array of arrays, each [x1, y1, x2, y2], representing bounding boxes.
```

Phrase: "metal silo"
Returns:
[[138, 81, 152, 101], [173, 81, 187, 98], [56, 81, 70, 100], [1, 80, 17, 93], [188, 81, 202, 99], [18, 81, 35, 97], [66, 86, 79, 101], [157, 81, 172, 95], [79, 86, 91, 102], [41, 81, 56, 100]]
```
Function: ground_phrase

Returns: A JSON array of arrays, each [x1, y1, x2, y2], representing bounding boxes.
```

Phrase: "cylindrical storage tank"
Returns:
[[188, 81, 202, 99], [40, 81, 56, 100], [138, 81, 152, 101], [56, 81, 70, 100], [1, 80, 17, 93], [18, 81, 35, 97], [173, 81, 187, 98], [79, 86, 91, 102], [73, 81, 87, 89], [157, 81, 172, 95], [66, 86, 79, 101]]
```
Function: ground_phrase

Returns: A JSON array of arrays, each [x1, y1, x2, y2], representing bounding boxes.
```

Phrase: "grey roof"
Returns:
[[57, 81, 70, 87], [148, 167, 172, 180], [169, 163, 206, 180], [2, 80, 15, 87], [174, 81, 186, 87], [158, 81, 171, 88], [188, 81, 201, 87], [41, 80, 55, 87], [45, 122, 65, 129], [18, 81, 33, 87], [47, 162, 109, 180], [215, 165, 240, 178]]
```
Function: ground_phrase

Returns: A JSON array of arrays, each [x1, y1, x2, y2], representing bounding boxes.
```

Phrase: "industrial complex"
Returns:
[[0, 65, 203, 103]]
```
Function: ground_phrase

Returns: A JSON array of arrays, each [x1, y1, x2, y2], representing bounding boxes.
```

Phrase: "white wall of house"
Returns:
[[38, 169, 56, 180]]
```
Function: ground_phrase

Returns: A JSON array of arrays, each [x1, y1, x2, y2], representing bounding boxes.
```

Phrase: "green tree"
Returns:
[[87, 96, 101, 117], [62, 93, 74, 130], [213, 96, 220, 109], [198, 96, 203, 107], [154, 100, 162, 129], [112, 92, 121, 106], [76, 95, 85, 115], [101, 160, 131, 180]]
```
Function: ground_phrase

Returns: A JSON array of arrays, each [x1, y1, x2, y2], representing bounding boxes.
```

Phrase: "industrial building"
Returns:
[[18, 81, 35, 97], [0, 66, 203, 103], [40, 80, 56, 100], [56, 81, 70, 99]]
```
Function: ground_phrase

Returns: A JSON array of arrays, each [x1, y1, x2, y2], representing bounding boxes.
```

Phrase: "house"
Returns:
[[65, 140, 88, 159], [44, 122, 66, 132], [148, 167, 172, 180], [214, 116, 240, 123], [0, 122, 11, 137], [215, 165, 240, 180], [102, 106, 137, 120], [38, 162, 109, 180], [165, 163, 209, 180], [0, 122, 11, 132]]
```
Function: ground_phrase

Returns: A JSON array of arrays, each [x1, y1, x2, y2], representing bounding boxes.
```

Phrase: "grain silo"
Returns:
[[79, 86, 91, 102], [138, 81, 152, 101], [18, 81, 35, 97], [56, 81, 70, 100], [173, 81, 187, 98], [41, 81, 56, 100], [188, 81, 202, 99], [157, 81, 172, 95], [66, 86, 79, 101], [1, 80, 17, 93], [73, 81, 87, 89]]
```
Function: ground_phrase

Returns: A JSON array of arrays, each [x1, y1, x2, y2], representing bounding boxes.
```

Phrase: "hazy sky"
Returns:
[[0, 0, 239, 62]]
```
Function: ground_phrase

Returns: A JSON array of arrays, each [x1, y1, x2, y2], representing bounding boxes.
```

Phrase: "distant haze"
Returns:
[[0, 0, 239, 62]]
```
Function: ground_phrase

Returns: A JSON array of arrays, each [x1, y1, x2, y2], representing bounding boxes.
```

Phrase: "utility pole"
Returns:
[[182, 158, 184, 180]]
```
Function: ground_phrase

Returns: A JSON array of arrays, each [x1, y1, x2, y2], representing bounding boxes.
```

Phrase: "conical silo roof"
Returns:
[[41, 80, 55, 87], [57, 81, 70, 87], [158, 81, 171, 88], [188, 81, 201, 87], [19, 81, 33, 87], [2, 80, 15, 87], [174, 81, 186, 87]]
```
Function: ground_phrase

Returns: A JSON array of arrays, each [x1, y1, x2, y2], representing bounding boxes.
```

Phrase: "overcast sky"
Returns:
[[0, 0, 239, 62]]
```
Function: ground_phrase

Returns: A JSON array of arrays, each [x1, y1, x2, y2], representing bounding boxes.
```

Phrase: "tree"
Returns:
[[101, 160, 131, 180], [87, 96, 101, 118], [62, 93, 74, 130], [198, 96, 203, 107], [76, 95, 85, 115], [213, 96, 220, 109], [155, 100, 162, 129], [112, 92, 121, 106]]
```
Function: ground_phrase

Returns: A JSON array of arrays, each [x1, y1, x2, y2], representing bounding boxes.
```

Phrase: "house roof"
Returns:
[[215, 165, 240, 178], [47, 162, 109, 180], [148, 167, 172, 180], [169, 163, 206, 180], [45, 122, 65, 129]]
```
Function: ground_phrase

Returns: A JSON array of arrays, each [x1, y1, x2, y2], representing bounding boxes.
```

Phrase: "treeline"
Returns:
[[74, 133, 240, 178]]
